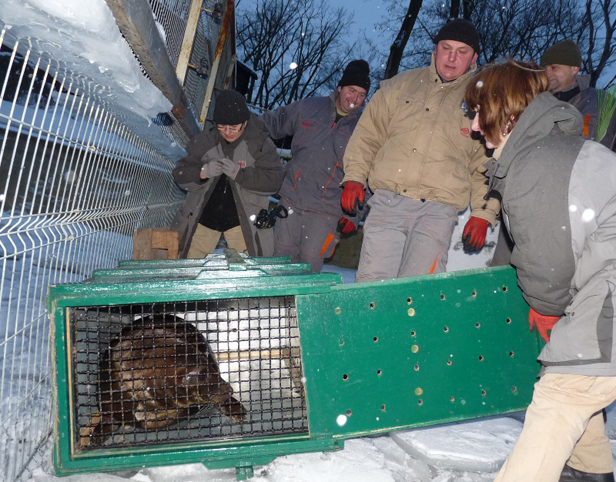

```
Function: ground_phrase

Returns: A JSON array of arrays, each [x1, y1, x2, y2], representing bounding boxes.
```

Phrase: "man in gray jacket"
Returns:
[[541, 39, 616, 151], [261, 60, 371, 272]]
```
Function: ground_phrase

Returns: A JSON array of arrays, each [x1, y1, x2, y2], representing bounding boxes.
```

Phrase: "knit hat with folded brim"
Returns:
[[338, 59, 371, 91], [213, 89, 250, 125], [433, 18, 480, 54], [540, 40, 582, 68]]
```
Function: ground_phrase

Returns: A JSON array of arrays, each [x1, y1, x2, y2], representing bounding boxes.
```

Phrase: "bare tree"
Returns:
[[373, 0, 616, 87], [383, 0, 423, 79], [236, 0, 356, 110]]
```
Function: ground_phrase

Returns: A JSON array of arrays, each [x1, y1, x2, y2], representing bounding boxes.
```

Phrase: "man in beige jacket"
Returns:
[[341, 18, 499, 282]]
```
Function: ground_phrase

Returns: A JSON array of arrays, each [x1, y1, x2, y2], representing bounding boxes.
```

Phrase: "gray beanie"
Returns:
[[213, 90, 250, 125], [541, 40, 582, 68]]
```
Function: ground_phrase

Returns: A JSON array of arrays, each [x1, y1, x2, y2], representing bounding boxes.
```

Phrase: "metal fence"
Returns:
[[0, 1, 237, 480]]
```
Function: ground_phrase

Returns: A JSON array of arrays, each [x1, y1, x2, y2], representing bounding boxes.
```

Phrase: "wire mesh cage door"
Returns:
[[70, 297, 308, 451]]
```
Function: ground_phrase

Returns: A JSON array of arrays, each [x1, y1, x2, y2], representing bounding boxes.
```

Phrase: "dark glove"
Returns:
[[219, 157, 240, 180], [337, 217, 357, 234], [462, 216, 488, 252], [529, 307, 560, 342], [201, 160, 223, 179], [341, 181, 365, 215]]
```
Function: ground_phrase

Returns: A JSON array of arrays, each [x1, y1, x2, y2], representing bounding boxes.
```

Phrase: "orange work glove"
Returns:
[[340, 181, 365, 215], [528, 307, 560, 342], [462, 216, 488, 252], [337, 217, 357, 234]]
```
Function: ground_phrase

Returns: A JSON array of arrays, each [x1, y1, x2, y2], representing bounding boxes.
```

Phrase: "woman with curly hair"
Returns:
[[466, 59, 616, 482]]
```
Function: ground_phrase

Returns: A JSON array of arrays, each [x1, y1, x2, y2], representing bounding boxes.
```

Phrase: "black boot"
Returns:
[[560, 464, 615, 482]]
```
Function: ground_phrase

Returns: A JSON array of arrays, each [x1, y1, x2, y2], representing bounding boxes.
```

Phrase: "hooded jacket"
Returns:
[[342, 54, 499, 225], [261, 91, 364, 224], [486, 92, 616, 375], [171, 114, 285, 258]]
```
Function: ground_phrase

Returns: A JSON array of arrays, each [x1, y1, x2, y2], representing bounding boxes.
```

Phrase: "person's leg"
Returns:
[[187, 224, 222, 258], [223, 225, 248, 254], [273, 206, 303, 262], [565, 409, 614, 474], [296, 211, 340, 273], [355, 190, 414, 283], [397, 201, 458, 278], [495, 373, 616, 482]]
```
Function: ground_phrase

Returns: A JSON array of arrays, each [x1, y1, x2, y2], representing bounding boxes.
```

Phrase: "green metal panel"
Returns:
[[47, 254, 540, 480], [298, 266, 540, 439]]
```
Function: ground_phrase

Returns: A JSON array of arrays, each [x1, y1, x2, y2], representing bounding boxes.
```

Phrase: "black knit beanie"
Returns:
[[433, 18, 480, 54], [338, 59, 371, 91], [540, 40, 582, 68], [213, 89, 250, 125]]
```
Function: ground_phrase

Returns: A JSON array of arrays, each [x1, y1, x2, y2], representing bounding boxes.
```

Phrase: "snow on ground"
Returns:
[[25, 404, 616, 482]]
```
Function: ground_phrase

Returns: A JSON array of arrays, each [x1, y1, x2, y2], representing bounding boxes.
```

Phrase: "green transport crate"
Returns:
[[47, 250, 541, 480]]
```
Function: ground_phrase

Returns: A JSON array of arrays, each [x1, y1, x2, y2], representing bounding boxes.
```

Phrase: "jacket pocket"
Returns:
[[540, 275, 614, 366]]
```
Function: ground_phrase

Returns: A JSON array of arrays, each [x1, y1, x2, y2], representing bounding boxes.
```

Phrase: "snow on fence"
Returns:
[[0, 0, 236, 476]]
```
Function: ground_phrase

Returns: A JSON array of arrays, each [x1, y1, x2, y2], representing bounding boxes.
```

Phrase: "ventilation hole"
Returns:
[[410, 330, 416, 337], [481, 390, 487, 396], [450, 396, 455, 402], [475, 322, 481, 328], [377, 369, 382, 376], [443, 326, 449, 333], [339, 339, 345, 346], [509, 351, 514, 357], [343, 374, 349, 381], [472, 290, 477, 297], [414, 364, 419, 371], [407, 297, 412, 304], [478, 355, 484, 361], [373, 336, 378, 342], [512, 386, 517, 393], [440, 294, 446, 300], [447, 360, 452, 366], [381, 404, 386, 411], [506, 318, 512, 324], [346, 409, 352, 416], [417, 399, 423, 406], [503, 286, 508, 292], [370, 302, 375, 310]]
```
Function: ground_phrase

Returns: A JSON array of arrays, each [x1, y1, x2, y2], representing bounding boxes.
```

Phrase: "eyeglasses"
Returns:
[[216, 123, 244, 133]]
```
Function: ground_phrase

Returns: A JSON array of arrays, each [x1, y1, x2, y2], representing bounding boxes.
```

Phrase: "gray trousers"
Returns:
[[273, 202, 340, 273], [356, 190, 458, 282]]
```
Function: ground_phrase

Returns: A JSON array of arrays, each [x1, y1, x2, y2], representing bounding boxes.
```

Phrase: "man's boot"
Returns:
[[560, 464, 615, 482]]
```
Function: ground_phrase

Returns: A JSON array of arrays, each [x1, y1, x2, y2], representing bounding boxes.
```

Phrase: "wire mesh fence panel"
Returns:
[[0, 26, 185, 482], [71, 297, 307, 450]]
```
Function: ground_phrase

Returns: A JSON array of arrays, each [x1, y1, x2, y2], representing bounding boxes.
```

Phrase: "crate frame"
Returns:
[[48, 253, 542, 479]]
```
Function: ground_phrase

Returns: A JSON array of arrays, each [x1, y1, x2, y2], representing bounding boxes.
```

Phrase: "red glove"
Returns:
[[341, 181, 365, 215], [337, 217, 357, 234], [528, 308, 560, 342], [462, 216, 488, 252]]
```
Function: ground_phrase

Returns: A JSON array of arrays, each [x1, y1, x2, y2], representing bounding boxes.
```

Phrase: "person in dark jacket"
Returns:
[[171, 89, 285, 258], [541, 39, 616, 151], [260, 60, 370, 272], [466, 59, 616, 482]]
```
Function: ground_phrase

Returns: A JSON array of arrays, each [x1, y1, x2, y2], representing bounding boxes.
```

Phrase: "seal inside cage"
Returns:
[[70, 296, 307, 449]]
